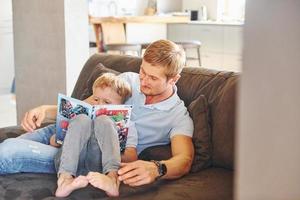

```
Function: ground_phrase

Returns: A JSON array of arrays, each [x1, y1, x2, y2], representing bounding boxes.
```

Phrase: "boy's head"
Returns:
[[91, 73, 131, 105]]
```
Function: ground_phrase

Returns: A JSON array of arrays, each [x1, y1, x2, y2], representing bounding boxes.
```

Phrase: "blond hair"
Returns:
[[92, 73, 131, 103], [143, 39, 186, 78]]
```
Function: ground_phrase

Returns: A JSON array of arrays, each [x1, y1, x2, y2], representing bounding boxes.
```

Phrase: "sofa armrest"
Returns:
[[0, 122, 55, 142], [0, 125, 26, 142]]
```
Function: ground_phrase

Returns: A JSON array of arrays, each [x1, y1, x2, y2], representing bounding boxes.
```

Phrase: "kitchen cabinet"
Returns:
[[167, 22, 243, 72], [223, 25, 243, 55], [189, 24, 224, 53]]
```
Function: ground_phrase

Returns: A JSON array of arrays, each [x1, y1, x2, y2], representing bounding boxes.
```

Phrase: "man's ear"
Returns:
[[168, 74, 181, 85]]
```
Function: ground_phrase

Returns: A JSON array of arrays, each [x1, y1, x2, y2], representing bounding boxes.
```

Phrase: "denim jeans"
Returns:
[[0, 124, 58, 174]]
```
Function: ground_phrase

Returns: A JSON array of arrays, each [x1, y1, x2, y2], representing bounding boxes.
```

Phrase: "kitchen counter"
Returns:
[[89, 15, 190, 24], [188, 20, 244, 26], [89, 15, 243, 25]]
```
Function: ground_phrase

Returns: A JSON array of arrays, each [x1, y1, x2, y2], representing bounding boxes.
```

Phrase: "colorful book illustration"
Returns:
[[55, 93, 132, 152]]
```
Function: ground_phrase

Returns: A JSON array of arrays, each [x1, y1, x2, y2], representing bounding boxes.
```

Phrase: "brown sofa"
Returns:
[[0, 53, 238, 200]]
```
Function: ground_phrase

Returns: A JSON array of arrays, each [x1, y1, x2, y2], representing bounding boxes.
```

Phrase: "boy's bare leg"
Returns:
[[55, 172, 89, 197], [87, 171, 120, 197]]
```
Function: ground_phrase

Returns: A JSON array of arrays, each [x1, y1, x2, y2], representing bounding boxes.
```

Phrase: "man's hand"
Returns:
[[21, 106, 48, 132], [21, 105, 58, 132], [118, 160, 159, 186]]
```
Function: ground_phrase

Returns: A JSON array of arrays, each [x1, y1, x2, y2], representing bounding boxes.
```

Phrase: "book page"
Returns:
[[93, 104, 132, 152], [55, 94, 93, 144]]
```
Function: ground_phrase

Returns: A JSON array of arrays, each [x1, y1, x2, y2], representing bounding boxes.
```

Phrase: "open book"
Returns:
[[55, 94, 132, 152]]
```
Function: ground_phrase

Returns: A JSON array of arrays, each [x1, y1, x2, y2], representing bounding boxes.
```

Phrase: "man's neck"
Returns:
[[145, 87, 174, 105]]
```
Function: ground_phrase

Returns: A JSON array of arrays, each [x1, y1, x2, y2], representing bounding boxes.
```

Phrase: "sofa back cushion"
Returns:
[[73, 63, 120, 100], [72, 54, 238, 170], [188, 95, 212, 172], [178, 68, 238, 170]]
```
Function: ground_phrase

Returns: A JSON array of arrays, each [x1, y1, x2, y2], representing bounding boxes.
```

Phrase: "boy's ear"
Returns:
[[168, 74, 181, 85]]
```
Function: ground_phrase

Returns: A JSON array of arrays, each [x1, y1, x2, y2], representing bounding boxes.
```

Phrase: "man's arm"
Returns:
[[21, 105, 57, 132], [159, 135, 194, 179], [118, 135, 194, 186]]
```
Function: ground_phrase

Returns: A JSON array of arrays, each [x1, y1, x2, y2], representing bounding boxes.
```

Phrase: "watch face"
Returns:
[[151, 160, 167, 178], [160, 163, 167, 176]]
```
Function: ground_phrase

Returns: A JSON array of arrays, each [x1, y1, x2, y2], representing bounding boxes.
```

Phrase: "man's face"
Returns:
[[139, 60, 175, 96], [91, 87, 122, 105]]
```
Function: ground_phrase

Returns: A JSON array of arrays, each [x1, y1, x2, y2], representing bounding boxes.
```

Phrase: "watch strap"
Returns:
[[151, 160, 167, 178]]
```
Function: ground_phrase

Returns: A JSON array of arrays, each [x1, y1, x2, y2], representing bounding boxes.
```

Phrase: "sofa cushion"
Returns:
[[188, 95, 212, 172], [209, 77, 237, 169], [176, 67, 237, 170], [147, 168, 233, 200], [138, 144, 172, 161], [0, 173, 162, 199], [0, 122, 55, 142], [0, 126, 26, 142], [0, 168, 233, 200], [72, 54, 141, 101], [78, 63, 120, 100]]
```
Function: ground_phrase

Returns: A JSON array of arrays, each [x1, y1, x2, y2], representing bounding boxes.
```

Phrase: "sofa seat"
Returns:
[[0, 167, 232, 200], [132, 168, 233, 200]]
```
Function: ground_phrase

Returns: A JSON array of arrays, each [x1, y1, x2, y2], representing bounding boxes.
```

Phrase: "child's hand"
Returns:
[[50, 135, 61, 147], [121, 147, 138, 162]]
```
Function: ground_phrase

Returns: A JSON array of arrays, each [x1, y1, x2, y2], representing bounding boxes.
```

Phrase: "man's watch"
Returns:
[[151, 160, 167, 178]]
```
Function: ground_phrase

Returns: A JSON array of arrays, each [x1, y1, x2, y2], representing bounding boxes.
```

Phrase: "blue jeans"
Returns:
[[0, 124, 58, 174]]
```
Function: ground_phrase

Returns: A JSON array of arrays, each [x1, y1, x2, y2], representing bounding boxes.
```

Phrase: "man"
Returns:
[[0, 39, 194, 186], [116, 40, 194, 186]]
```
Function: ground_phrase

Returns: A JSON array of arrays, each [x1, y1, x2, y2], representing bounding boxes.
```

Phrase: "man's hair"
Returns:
[[92, 73, 132, 103], [143, 39, 186, 78]]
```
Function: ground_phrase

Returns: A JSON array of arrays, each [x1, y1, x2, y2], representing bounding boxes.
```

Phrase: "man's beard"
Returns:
[[141, 85, 169, 97], [140, 85, 153, 96]]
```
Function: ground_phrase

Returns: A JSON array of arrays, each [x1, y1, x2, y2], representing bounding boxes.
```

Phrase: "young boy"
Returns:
[[54, 72, 137, 197], [0, 73, 136, 196]]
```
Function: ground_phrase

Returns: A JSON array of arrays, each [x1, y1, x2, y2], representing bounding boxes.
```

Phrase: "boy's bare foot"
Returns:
[[55, 173, 89, 197], [87, 171, 120, 197]]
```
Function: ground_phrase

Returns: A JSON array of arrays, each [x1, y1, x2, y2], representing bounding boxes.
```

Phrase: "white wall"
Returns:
[[13, 0, 89, 122], [236, 1, 300, 199], [156, 0, 182, 14], [135, 0, 149, 15], [64, 0, 90, 95], [0, 0, 14, 94], [182, 0, 218, 20], [134, 0, 182, 16], [89, 0, 139, 16]]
